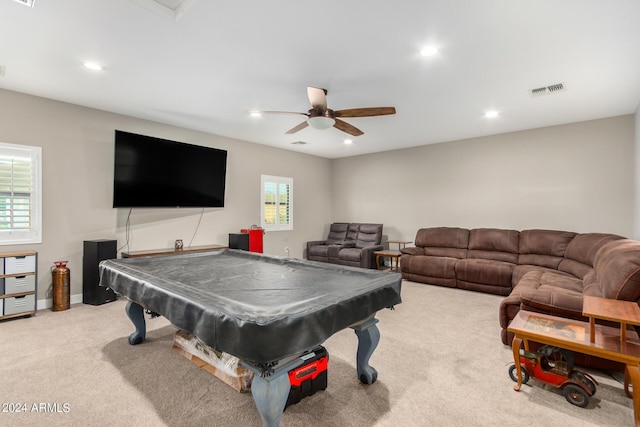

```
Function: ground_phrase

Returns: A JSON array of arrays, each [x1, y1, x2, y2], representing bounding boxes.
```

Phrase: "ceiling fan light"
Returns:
[[307, 116, 335, 130], [83, 61, 104, 71], [420, 46, 439, 57]]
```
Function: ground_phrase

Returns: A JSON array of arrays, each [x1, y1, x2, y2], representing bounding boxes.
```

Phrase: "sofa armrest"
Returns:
[[401, 247, 423, 256], [307, 240, 327, 250], [359, 245, 384, 269]]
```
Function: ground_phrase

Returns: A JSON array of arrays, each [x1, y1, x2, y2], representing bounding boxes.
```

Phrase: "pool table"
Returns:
[[99, 249, 402, 426]]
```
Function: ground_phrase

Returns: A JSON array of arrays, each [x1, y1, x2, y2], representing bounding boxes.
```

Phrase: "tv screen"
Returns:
[[113, 130, 227, 208]]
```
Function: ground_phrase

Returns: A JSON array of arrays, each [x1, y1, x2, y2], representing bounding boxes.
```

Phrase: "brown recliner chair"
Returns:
[[306, 222, 350, 263], [335, 223, 384, 269]]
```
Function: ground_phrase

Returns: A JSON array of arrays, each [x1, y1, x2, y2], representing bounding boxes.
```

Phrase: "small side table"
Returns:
[[509, 310, 640, 426], [374, 250, 402, 272], [582, 296, 640, 344]]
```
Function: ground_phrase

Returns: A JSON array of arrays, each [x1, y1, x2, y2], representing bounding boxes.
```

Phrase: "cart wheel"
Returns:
[[508, 365, 529, 384], [570, 371, 596, 396], [563, 384, 589, 408]]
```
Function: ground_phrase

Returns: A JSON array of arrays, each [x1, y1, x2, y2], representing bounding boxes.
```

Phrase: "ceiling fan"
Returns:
[[250, 87, 396, 137]]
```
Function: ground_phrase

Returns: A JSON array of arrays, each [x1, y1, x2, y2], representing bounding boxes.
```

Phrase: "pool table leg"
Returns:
[[125, 300, 146, 345], [353, 317, 380, 384], [251, 371, 291, 427]]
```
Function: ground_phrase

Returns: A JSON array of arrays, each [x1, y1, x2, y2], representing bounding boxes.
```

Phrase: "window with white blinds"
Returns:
[[0, 142, 42, 245], [261, 175, 293, 231]]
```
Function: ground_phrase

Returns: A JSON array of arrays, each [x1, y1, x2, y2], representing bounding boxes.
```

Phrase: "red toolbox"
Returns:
[[240, 227, 264, 253], [285, 346, 328, 407]]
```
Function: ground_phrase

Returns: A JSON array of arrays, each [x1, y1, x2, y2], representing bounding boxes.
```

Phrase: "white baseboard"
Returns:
[[37, 294, 83, 310]]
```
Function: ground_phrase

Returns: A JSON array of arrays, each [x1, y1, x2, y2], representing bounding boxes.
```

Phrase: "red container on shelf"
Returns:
[[240, 227, 264, 253]]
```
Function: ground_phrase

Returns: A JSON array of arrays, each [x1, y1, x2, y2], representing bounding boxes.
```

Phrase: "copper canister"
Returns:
[[52, 261, 70, 311]]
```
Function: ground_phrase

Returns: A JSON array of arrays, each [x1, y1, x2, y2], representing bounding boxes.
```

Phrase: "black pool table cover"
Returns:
[[99, 249, 402, 364]]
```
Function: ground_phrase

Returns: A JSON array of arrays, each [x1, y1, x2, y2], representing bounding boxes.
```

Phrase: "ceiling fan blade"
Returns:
[[247, 110, 308, 116], [307, 87, 328, 112], [285, 121, 309, 134], [335, 107, 396, 118], [334, 118, 364, 136]]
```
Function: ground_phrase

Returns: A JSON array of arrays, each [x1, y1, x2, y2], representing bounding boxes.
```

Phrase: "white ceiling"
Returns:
[[1, 0, 639, 159]]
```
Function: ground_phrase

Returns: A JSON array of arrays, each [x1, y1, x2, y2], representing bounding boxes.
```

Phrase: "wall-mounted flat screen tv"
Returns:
[[113, 130, 227, 208]]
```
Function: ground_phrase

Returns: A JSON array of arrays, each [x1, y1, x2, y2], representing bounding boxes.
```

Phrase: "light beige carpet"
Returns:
[[0, 280, 634, 426]]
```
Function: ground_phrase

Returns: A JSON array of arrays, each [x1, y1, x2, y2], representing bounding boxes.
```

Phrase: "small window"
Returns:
[[261, 175, 292, 231], [0, 142, 42, 245]]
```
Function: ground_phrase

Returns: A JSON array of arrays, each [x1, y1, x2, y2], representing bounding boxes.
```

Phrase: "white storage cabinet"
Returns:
[[0, 251, 37, 320]]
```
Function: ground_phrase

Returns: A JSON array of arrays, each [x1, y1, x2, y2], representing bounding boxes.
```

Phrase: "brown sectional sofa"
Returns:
[[400, 227, 640, 349], [401, 227, 524, 296]]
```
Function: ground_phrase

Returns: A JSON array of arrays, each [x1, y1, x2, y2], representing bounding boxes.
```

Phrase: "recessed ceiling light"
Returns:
[[484, 110, 499, 119], [420, 46, 439, 57], [343, 139, 353, 145], [82, 61, 104, 71], [248, 111, 261, 118]]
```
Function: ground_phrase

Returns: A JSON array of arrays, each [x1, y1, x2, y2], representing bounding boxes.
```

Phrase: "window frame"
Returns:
[[0, 142, 42, 245], [260, 175, 293, 231]]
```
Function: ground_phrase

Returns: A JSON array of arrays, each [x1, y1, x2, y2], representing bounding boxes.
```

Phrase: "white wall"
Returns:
[[0, 89, 333, 304], [1, 86, 636, 309], [332, 115, 635, 244], [634, 105, 640, 239]]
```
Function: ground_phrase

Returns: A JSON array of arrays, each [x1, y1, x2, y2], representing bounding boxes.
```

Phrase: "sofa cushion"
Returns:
[[518, 229, 576, 269], [415, 227, 469, 258], [512, 270, 585, 319], [326, 244, 344, 261], [346, 223, 360, 242], [558, 233, 624, 278], [404, 255, 458, 279], [520, 290, 585, 320], [592, 239, 640, 301], [539, 274, 584, 294], [512, 264, 573, 286], [355, 223, 383, 249], [308, 243, 348, 262], [325, 222, 349, 244], [400, 254, 457, 288], [455, 258, 515, 288], [467, 228, 519, 263], [338, 247, 363, 263]]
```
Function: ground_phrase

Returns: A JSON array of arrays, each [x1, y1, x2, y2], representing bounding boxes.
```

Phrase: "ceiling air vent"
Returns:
[[11, 0, 35, 7], [291, 141, 309, 145], [127, 0, 198, 21], [529, 82, 566, 97]]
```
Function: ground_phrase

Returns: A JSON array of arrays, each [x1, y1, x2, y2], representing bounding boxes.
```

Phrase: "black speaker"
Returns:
[[229, 233, 249, 251], [83, 239, 118, 305]]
